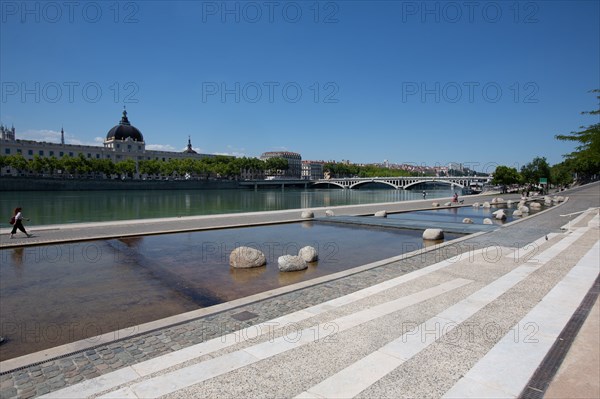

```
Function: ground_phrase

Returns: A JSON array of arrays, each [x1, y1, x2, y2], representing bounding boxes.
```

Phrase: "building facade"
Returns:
[[301, 160, 324, 180], [260, 151, 302, 179], [0, 109, 215, 174]]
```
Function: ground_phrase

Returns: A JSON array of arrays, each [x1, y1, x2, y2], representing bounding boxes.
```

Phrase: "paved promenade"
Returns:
[[0, 191, 534, 249], [0, 184, 598, 398]]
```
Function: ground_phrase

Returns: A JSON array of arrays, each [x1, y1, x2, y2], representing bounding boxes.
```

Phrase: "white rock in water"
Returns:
[[230, 247, 267, 268], [423, 228, 444, 240], [530, 202, 542, 209], [513, 210, 523, 217], [506, 200, 514, 207], [482, 202, 491, 208], [431, 202, 440, 207], [494, 210, 507, 220], [463, 218, 473, 224], [325, 210, 335, 217], [301, 211, 314, 219], [444, 202, 452, 207], [374, 210, 387, 217], [519, 206, 530, 213], [278, 255, 308, 272], [298, 246, 318, 262], [483, 218, 493, 225], [472, 202, 480, 207]]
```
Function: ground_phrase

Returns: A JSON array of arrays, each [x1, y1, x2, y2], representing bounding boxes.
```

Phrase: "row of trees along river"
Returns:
[[1, 91, 597, 183]]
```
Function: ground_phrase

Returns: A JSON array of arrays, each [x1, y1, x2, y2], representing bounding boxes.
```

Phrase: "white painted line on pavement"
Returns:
[[40, 255, 463, 398], [504, 232, 560, 260], [296, 227, 590, 399], [100, 279, 472, 398], [443, 240, 600, 398]]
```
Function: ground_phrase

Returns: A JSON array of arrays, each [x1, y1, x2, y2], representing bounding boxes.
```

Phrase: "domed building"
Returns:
[[104, 107, 146, 153], [1, 108, 219, 177]]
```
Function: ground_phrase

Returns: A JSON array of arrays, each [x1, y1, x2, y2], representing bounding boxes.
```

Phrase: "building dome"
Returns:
[[106, 108, 144, 142], [183, 136, 197, 154]]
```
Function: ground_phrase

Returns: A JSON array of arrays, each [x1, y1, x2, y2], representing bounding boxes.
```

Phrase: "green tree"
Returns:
[[521, 156, 552, 185], [492, 165, 522, 186], [115, 159, 136, 178], [7, 153, 30, 172], [30, 155, 47, 174], [90, 158, 115, 176], [139, 159, 161, 176], [555, 89, 600, 182], [45, 156, 60, 175], [265, 157, 288, 175], [551, 161, 575, 187]]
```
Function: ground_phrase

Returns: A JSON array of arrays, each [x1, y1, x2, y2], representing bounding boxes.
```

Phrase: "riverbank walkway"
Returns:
[[0, 183, 598, 398], [0, 191, 568, 249]]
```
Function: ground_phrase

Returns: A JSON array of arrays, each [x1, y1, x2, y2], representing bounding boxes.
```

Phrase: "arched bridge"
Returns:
[[312, 176, 490, 190]]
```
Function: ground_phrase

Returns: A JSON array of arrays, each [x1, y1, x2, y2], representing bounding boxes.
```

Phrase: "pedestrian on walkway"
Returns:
[[422, 191, 427, 199], [9, 207, 32, 239]]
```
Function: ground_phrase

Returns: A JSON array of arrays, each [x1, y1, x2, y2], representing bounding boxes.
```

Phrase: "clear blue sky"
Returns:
[[1, 0, 599, 172]]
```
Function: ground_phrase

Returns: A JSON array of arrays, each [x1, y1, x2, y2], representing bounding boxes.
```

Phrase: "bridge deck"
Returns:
[[314, 215, 498, 234]]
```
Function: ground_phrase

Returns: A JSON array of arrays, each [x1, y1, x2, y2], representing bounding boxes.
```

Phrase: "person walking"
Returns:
[[10, 207, 32, 238]]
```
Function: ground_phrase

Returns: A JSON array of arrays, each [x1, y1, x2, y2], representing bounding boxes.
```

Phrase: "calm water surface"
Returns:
[[0, 221, 463, 359], [1, 187, 463, 226]]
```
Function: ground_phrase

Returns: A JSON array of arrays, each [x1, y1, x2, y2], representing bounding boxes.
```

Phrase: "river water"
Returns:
[[1, 186, 463, 226]]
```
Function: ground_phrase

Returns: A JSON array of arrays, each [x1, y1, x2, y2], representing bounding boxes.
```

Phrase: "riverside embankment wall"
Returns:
[[0, 177, 241, 191]]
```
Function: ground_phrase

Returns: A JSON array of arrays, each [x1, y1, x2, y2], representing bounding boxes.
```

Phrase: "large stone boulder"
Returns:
[[278, 255, 308, 272], [483, 218, 493, 225], [325, 210, 335, 217], [462, 218, 473, 224], [493, 209, 507, 220], [472, 202, 480, 207], [301, 211, 314, 219], [444, 202, 452, 207], [374, 210, 387, 218], [506, 200, 514, 207], [423, 228, 444, 240], [513, 210, 523, 217], [298, 246, 318, 262], [431, 202, 440, 207], [482, 202, 491, 208], [230, 247, 267, 268], [530, 202, 542, 210], [519, 206, 530, 213]]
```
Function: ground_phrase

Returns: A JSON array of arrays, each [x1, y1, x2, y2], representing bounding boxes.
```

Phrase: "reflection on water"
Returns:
[[0, 188, 463, 226], [0, 222, 462, 359], [387, 202, 548, 225]]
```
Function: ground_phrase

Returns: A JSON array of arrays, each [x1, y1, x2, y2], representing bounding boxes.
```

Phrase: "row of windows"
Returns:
[[3, 147, 177, 163], [3, 145, 143, 155], [3, 148, 93, 158]]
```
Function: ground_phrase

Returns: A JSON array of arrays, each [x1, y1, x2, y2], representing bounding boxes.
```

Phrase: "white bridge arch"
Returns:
[[311, 176, 489, 190]]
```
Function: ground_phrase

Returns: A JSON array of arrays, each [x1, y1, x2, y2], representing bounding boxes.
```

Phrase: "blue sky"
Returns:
[[1, 0, 599, 172]]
